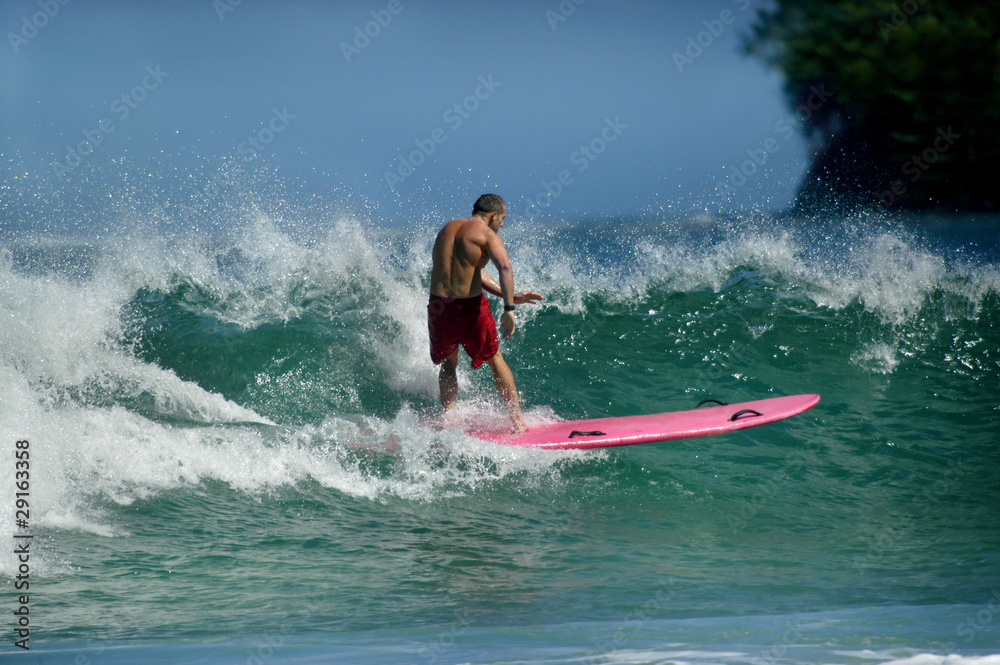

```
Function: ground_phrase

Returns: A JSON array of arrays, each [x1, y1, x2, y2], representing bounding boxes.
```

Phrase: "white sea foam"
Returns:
[[0, 372, 574, 576], [0, 220, 578, 577], [840, 652, 1000, 665], [623, 217, 997, 332], [2, 209, 998, 578], [851, 342, 901, 375]]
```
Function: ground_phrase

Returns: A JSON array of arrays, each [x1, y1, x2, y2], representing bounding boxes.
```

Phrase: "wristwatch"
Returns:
[[504, 304, 516, 312]]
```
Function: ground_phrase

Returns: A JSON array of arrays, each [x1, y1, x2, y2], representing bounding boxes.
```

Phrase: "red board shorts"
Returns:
[[427, 293, 499, 369]]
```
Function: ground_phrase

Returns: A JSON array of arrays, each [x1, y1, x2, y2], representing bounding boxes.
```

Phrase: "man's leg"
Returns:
[[485, 351, 527, 432], [438, 349, 460, 410]]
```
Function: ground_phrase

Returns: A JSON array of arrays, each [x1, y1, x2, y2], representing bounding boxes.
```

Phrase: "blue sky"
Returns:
[[1, 0, 809, 226]]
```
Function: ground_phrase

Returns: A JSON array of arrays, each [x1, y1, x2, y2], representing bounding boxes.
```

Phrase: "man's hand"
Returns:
[[513, 291, 543, 305], [500, 310, 516, 340], [500, 292, 540, 340]]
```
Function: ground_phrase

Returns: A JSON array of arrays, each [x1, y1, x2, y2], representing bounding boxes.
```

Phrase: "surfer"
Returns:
[[428, 194, 543, 433]]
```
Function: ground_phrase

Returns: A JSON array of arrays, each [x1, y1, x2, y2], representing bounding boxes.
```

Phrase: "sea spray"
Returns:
[[2, 209, 998, 655]]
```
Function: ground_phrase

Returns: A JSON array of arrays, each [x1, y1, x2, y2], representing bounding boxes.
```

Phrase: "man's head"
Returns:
[[472, 194, 506, 230]]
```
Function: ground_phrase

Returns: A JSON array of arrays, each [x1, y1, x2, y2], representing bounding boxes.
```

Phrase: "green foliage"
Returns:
[[743, 0, 1000, 210]]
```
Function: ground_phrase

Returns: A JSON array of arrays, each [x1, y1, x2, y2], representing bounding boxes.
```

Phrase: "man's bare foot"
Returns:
[[441, 409, 460, 430]]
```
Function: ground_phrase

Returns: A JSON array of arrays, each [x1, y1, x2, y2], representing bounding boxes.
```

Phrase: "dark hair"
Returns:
[[472, 194, 505, 217]]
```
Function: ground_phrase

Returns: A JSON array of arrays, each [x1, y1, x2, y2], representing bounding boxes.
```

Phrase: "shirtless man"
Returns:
[[427, 194, 543, 432]]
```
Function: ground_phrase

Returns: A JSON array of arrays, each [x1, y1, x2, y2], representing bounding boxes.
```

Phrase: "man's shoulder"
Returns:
[[436, 218, 469, 242], [451, 218, 494, 242], [441, 217, 471, 236]]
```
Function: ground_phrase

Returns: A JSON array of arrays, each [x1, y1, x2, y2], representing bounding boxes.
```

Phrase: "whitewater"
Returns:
[[1, 193, 998, 663]]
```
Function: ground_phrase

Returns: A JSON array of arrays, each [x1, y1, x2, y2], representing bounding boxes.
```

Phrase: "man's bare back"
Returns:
[[429, 217, 499, 301]]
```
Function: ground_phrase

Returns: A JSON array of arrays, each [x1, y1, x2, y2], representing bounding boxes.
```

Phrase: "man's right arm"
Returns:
[[485, 231, 517, 339], [485, 232, 515, 307], [482, 270, 545, 306]]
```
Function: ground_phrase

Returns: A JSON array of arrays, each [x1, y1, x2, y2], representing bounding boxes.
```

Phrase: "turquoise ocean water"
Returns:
[[1, 201, 999, 663]]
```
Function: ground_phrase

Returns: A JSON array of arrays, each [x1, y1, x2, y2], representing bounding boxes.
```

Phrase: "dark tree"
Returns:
[[743, 0, 1000, 212]]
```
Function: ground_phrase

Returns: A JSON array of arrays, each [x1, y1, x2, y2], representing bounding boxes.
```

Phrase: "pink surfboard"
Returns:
[[467, 394, 820, 450]]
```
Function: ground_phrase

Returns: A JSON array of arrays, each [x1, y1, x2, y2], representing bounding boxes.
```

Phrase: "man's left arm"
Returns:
[[481, 271, 544, 305]]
